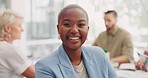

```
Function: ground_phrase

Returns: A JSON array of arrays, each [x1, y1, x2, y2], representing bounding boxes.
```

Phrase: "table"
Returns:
[[116, 69, 148, 78]]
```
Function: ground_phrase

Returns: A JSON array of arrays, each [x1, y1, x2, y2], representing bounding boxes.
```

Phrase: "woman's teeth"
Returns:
[[69, 37, 80, 40]]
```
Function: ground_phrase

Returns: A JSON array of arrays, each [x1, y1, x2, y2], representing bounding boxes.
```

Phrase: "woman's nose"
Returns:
[[70, 25, 79, 34]]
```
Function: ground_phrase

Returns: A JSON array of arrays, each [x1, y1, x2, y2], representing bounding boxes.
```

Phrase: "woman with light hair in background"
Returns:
[[0, 9, 35, 78]]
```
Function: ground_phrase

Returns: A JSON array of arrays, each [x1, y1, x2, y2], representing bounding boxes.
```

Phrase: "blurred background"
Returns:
[[1, 0, 148, 62]]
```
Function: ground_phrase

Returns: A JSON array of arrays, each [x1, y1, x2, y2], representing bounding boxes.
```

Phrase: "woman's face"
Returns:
[[8, 18, 24, 40], [58, 8, 89, 50]]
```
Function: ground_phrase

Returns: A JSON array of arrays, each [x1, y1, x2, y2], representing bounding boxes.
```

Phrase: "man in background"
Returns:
[[93, 10, 133, 64]]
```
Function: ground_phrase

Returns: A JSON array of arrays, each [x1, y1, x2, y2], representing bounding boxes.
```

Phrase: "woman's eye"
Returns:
[[63, 23, 71, 27], [78, 24, 86, 27]]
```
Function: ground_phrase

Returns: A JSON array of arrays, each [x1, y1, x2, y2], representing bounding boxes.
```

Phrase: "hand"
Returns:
[[135, 60, 147, 72]]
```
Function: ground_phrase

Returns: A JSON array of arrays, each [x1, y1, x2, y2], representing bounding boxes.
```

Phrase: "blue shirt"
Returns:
[[35, 45, 118, 78]]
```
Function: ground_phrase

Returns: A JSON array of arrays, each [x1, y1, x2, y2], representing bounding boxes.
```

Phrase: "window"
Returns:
[[23, 0, 148, 61]]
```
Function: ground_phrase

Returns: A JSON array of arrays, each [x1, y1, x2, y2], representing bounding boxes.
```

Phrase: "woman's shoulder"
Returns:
[[82, 46, 108, 66], [0, 41, 13, 48], [35, 50, 59, 66], [0, 41, 17, 55], [82, 46, 106, 57], [83, 46, 104, 52]]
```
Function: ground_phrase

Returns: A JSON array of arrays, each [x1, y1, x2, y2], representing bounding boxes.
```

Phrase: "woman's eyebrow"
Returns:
[[78, 20, 86, 22], [62, 19, 71, 22]]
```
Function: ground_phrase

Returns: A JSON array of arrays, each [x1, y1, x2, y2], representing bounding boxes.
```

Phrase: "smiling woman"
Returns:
[[57, 6, 89, 52], [35, 4, 118, 78]]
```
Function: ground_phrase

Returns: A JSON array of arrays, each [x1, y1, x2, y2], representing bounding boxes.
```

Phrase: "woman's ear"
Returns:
[[4, 24, 11, 33], [57, 25, 61, 39], [57, 25, 60, 34]]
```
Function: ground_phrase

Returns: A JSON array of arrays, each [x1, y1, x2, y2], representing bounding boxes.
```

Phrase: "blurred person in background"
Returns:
[[0, 9, 35, 78], [93, 10, 134, 64], [35, 4, 117, 78]]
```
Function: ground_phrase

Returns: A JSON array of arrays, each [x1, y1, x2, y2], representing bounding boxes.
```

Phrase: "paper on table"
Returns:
[[119, 63, 136, 71]]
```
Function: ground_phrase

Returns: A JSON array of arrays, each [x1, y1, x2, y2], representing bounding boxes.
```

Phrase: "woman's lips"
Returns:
[[68, 37, 80, 40]]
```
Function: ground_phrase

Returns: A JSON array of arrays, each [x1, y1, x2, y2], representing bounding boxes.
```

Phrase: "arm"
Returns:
[[112, 33, 133, 63], [2, 45, 35, 78], [111, 55, 129, 63], [22, 65, 35, 78]]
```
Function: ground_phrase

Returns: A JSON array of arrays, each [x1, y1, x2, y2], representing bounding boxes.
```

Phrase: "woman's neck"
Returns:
[[3, 36, 13, 43], [63, 45, 82, 65]]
